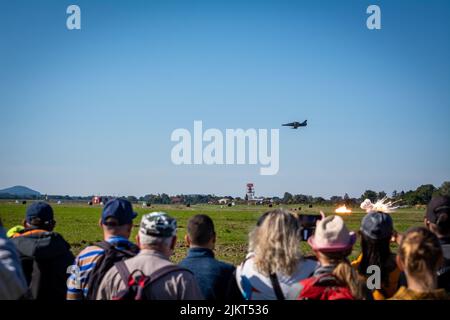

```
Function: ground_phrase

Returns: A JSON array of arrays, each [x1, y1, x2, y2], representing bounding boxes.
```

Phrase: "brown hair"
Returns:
[[398, 227, 443, 286], [27, 217, 55, 231], [187, 214, 215, 246]]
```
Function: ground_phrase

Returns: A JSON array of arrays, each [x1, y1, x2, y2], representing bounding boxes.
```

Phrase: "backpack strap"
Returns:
[[149, 265, 192, 284], [94, 241, 137, 257], [313, 273, 340, 286], [115, 261, 131, 287], [94, 241, 114, 250], [269, 273, 285, 300], [115, 263, 192, 288]]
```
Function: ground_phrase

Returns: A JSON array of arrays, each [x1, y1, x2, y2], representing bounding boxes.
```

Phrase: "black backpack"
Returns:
[[85, 241, 139, 300], [112, 262, 191, 300], [11, 230, 74, 300]]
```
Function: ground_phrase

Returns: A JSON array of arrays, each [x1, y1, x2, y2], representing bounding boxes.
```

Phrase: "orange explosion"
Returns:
[[335, 205, 352, 214]]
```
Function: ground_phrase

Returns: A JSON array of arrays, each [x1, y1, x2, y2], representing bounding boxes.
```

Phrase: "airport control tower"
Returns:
[[246, 183, 255, 201]]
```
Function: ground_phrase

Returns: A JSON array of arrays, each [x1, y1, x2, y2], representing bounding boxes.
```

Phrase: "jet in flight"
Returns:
[[282, 120, 307, 129]]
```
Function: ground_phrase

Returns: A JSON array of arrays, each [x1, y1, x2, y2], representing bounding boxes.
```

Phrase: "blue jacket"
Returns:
[[179, 247, 237, 300], [0, 227, 28, 300]]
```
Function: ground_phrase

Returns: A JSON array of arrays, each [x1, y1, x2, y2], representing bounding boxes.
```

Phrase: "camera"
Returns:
[[298, 214, 322, 241]]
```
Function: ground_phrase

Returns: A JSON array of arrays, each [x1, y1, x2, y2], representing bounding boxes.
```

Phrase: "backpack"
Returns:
[[298, 274, 354, 300], [11, 230, 74, 300], [85, 241, 138, 300], [112, 261, 192, 300]]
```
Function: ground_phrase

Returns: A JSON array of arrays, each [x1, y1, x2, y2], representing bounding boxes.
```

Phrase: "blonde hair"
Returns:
[[251, 210, 302, 276], [320, 250, 366, 299], [398, 227, 443, 286]]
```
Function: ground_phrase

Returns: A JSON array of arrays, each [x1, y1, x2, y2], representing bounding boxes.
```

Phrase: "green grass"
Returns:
[[0, 201, 426, 265]]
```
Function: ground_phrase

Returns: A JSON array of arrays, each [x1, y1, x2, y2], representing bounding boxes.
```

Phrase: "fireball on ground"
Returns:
[[335, 205, 352, 215]]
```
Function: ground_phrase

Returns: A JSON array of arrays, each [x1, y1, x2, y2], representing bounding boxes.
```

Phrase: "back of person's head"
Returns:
[[138, 212, 177, 252], [358, 205, 396, 282], [102, 217, 132, 237], [358, 234, 393, 284], [398, 227, 443, 281], [321, 249, 365, 299], [308, 215, 364, 299], [100, 198, 137, 238], [25, 201, 55, 231], [186, 214, 215, 246], [251, 209, 302, 277], [360, 211, 394, 241], [425, 196, 450, 237]]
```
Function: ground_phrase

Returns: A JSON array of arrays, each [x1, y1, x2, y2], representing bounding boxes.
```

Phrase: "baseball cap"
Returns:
[[139, 212, 177, 238], [101, 198, 137, 225], [360, 211, 393, 240], [308, 215, 356, 252], [426, 196, 450, 224], [26, 202, 54, 224]]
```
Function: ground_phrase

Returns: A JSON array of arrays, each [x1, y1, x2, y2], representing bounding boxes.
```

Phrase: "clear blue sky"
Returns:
[[1, 0, 449, 198]]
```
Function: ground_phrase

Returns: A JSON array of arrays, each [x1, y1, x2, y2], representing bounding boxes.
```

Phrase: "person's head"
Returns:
[[358, 211, 395, 281], [137, 212, 177, 257], [308, 215, 364, 299], [246, 211, 271, 253], [24, 202, 56, 231], [397, 227, 443, 290], [250, 209, 302, 277], [308, 215, 356, 264], [99, 198, 137, 240], [424, 196, 450, 238], [185, 214, 216, 250]]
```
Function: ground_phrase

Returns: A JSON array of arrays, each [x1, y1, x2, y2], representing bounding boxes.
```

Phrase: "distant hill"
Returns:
[[0, 185, 41, 197]]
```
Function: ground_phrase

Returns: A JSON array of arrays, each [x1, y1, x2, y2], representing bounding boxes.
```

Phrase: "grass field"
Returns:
[[0, 201, 427, 265]]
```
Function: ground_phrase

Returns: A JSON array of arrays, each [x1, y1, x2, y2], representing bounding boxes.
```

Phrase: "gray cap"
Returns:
[[140, 212, 177, 238], [360, 211, 393, 240]]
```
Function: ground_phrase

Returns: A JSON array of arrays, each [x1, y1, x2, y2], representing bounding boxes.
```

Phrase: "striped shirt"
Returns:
[[66, 236, 138, 300]]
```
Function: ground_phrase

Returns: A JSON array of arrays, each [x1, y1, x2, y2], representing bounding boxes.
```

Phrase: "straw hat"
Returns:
[[308, 215, 356, 252]]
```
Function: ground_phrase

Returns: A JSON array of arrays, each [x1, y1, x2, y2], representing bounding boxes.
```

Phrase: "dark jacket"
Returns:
[[11, 228, 75, 300], [438, 237, 450, 293], [179, 247, 241, 301]]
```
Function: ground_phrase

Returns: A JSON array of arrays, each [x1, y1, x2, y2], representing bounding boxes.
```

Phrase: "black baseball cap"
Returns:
[[26, 202, 54, 224], [101, 198, 137, 226], [426, 196, 450, 224]]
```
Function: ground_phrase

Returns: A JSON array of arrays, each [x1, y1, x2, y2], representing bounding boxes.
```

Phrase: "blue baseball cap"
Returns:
[[26, 202, 54, 223], [101, 198, 137, 226]]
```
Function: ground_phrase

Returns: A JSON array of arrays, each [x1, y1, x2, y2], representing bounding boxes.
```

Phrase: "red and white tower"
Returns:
[[246, 183, 255, 201]]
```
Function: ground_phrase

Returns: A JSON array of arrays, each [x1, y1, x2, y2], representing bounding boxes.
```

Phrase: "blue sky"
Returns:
[[0, 0, 449, 198]]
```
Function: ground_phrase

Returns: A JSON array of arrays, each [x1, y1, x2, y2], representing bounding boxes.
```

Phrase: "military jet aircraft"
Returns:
[[282, 120, 307, 129]]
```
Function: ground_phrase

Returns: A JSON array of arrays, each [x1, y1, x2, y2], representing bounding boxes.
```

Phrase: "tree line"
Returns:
[[1, 181, 449, 206]]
